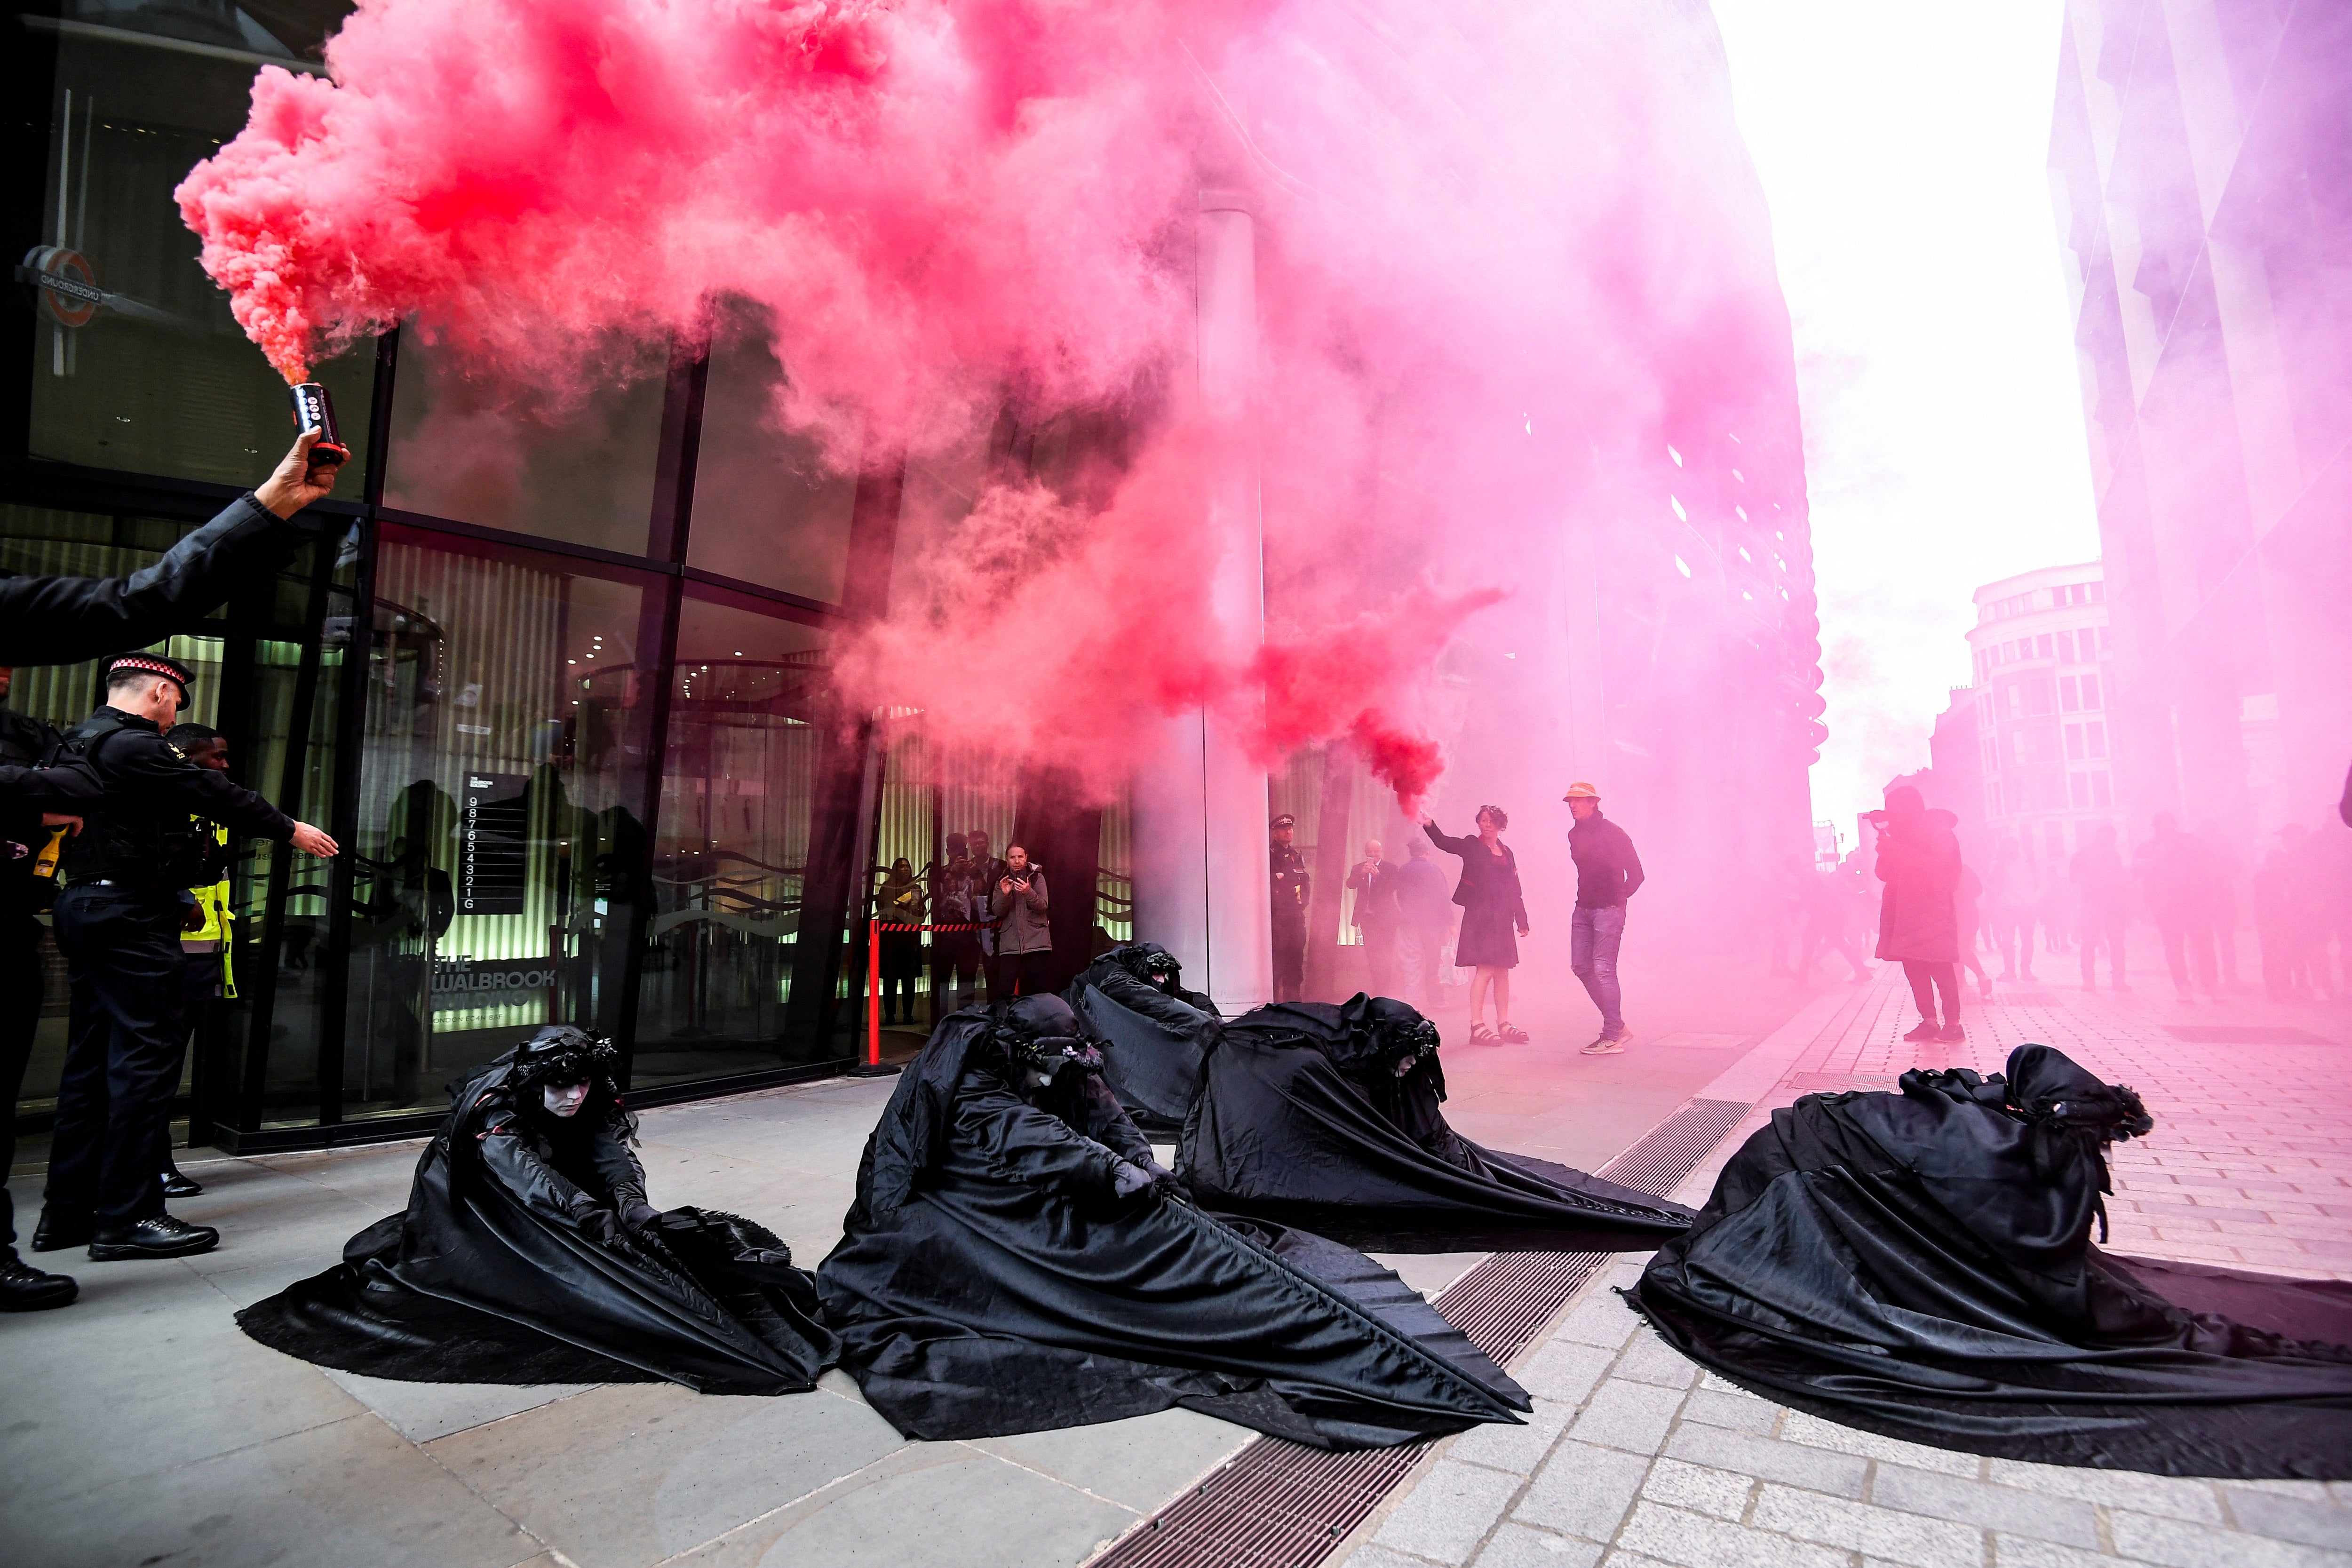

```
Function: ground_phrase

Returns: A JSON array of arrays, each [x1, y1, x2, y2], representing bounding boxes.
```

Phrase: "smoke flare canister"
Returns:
[[288, 382, 350, 468]]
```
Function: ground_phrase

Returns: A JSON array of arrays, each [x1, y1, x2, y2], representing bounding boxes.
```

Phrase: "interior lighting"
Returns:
[[1669, 495, 1687, 521], [1731, 469, 1745, 483], [1674, 555, 1692, 578], [1667, 445, 1683, 467]]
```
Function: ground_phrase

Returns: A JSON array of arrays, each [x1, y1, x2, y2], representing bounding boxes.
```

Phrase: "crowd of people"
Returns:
[[1769, 799, 2343, 1029], [1846, 786, 2352, 1043], [869, 829, 1057, 1026]]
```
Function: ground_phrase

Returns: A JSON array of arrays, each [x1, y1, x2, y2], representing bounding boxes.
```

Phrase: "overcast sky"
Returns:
[[1710, 0, 2103, 843]]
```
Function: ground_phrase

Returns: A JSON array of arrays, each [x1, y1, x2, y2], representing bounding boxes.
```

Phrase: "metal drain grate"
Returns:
[[2164, 1026, 2340, 1046], [1591, 1097, 1748, 1197], [1086, 1095, 1751, 1568], [1783, 1072, 1899, 1096]]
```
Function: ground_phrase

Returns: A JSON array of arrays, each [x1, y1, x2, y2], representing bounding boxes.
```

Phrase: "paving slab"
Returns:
[[1347, 954, 2352, 1568]]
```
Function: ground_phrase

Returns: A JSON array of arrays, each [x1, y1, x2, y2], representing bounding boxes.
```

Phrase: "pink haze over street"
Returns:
[[176, 0, 1815, 847]]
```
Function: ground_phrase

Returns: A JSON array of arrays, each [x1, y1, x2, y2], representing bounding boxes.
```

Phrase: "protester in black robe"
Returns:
[[238, 1026, 837, 1395], [1180, 995, 1693, 1253], [1064, 941, 1221, 1131], [817, 995, 1528, 1449], [1631, 1044, 2352, 1478]]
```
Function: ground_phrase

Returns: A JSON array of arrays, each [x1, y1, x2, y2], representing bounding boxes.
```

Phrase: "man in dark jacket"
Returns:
[[32, 654, 338, 1266], [1564, 782, 1644, 1055], [0, 432, 340, 668]]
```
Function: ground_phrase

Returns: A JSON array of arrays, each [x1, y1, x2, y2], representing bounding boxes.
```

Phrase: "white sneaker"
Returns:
[[1580, 1033, 1627, 1056]]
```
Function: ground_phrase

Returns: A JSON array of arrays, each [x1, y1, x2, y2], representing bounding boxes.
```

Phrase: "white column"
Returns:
[[1129, 189, 1273, 1010]]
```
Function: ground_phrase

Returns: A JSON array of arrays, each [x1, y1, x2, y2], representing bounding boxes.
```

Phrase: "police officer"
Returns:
[[0, 667, 82, 1309], [161, 722, 236, 1201], [31, 654, 338, 1263], [1270, 812, 1311, 1003]]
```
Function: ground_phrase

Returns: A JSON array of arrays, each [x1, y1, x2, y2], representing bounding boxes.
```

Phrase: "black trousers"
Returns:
[[994, 949, 1051, 997], [935, 935, 982, 1010], [0, 914, 45, 1247], [44, 884, 186, 1226], [1272, 915, 1306, 1002]]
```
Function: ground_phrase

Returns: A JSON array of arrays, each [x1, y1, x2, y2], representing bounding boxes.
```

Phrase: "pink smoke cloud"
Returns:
[[178, 0, 1800, 817]]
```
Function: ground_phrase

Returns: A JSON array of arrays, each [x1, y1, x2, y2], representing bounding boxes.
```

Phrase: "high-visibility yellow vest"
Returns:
[[183, 820, 236, 999]]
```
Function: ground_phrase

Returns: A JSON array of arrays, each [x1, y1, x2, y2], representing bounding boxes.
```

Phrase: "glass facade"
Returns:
[[5, 0, 1135, 1151]]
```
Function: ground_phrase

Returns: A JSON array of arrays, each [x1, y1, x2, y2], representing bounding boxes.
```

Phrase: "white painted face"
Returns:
[[543, 1080, 590, 1118]]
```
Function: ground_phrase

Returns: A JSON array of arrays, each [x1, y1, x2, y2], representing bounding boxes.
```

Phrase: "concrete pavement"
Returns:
[[1340, 951, 2352, 1568]]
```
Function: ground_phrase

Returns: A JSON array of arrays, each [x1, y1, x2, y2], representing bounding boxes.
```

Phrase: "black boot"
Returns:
[[0, 1248, 77, 1311], [31, 1208, 93, 1253], [88, 1214, 218, 1261], [162, 1166, 204, 1199]]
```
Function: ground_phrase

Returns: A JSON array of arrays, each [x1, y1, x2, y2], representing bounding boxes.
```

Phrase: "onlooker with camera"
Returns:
[[1873, 786, 1964, 1043], [1345, 838, 1401, 997], [33, 654, 337, 1264], [992, 843, 1051, 996]]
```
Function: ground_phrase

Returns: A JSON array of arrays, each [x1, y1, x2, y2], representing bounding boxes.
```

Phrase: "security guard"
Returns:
[[161, 722, 237, 1201], [31, 654, 338, 1263], [1270, 812, 1311, 1003], [0, 668, 79, 1309]]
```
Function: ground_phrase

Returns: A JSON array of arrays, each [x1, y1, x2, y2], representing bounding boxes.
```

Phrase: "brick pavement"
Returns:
[[1338, 957, 2352, 1568]]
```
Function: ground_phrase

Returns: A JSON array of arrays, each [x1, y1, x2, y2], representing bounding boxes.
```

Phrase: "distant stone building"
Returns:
[[1962, 562, 2122, 873]]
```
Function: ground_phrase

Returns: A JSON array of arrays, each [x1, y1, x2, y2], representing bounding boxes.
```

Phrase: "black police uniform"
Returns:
[[1270, 822, 1311, 1003], [40, 686, 294, 1243], [0, 702, 66, 1255]]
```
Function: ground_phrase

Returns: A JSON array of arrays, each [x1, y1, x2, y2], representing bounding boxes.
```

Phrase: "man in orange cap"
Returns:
[[1563, 782, 1643, 1055]]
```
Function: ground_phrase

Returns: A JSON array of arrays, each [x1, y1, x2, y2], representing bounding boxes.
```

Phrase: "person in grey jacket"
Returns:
[[992, 843, 1052, 996]]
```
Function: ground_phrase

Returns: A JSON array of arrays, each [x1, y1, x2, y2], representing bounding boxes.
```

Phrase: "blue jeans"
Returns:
[[1571, 904, 1628, 1037]]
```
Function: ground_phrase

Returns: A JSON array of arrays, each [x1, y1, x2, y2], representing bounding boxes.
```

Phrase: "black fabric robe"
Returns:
[[816, 1011, 1528, 1448], [237, 1058, 838, 1395], [1629, 1045, 2352, 1478], [1179, 1000, 1693, 1252], [1065, 954, 1221, 1130]]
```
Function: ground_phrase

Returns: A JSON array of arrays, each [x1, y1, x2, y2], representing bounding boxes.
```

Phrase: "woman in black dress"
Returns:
[[1421, 807, 1530, 1043]]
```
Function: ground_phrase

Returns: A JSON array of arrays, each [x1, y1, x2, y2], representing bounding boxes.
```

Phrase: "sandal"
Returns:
[[1496, 1024, 1529, 1043], [1468, 1022, 1500, 1043]]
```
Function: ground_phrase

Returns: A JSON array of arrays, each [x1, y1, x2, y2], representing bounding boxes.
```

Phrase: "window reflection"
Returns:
[[631, 594, 829, 1088], [25, 5, 375, 485], [343, 530, 657, 1117], [685, 317, 858, 604], [383, 337, 664, 555]]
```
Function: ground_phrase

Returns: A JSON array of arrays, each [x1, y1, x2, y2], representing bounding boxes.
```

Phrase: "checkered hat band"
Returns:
[[110, 656, 189, 685]]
